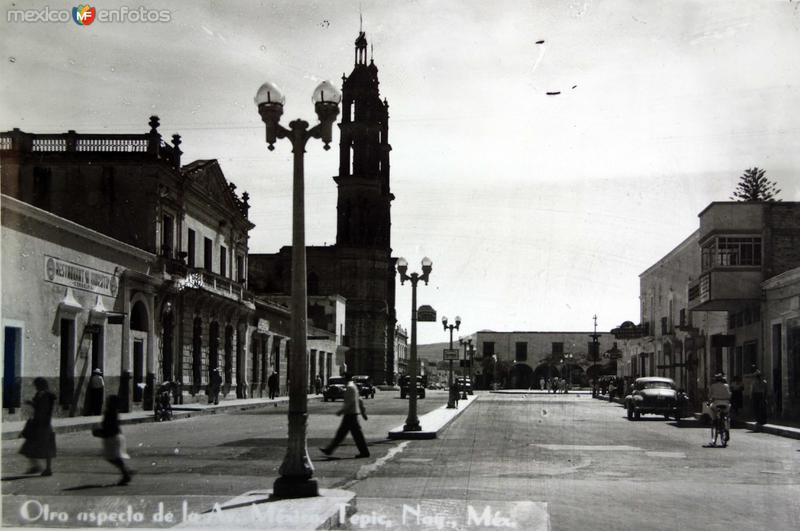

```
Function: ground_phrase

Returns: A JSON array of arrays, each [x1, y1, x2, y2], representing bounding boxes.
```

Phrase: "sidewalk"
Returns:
[[491, 388, 592, 395], [388, 393, 479, 439], [1, 394, 297, 438]]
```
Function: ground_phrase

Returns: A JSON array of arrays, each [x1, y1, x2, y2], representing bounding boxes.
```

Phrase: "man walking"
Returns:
[[267, 370, 278, 400], [320, 374, 370, 458]]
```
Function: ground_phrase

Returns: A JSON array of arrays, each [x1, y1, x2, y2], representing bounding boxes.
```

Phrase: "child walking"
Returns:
[[93, 395, 134, 485]]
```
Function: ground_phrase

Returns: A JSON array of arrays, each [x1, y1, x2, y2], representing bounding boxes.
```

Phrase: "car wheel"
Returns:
[[664, 414, 670, 420], [627, 406, 634, 420], [634, 410, 641, 420]]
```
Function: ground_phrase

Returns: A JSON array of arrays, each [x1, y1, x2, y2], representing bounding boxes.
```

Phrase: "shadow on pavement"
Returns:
[[62, 482, 120, 491], [1, 474, 37, 481]]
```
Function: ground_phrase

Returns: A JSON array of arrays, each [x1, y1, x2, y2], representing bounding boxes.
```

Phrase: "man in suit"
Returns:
[[320, 373, 370, 458]]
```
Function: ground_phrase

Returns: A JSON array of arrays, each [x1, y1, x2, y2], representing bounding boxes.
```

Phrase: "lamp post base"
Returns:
[[461, 392, 468, 400], [272, 476, 319, 499], [403, 420, 422, 431]]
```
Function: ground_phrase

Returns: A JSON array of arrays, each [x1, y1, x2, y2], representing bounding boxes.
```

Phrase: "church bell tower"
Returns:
[[335, 31, 393, 249]]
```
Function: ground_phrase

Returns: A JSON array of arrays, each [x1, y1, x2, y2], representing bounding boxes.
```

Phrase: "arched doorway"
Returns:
[[192, 317, 202, 393], [130, 301, 148, 403], [160, 300, 174, 382], [224, 324, 234, 393], [663, 342, 674, 381], [509, 363, 534, 389]]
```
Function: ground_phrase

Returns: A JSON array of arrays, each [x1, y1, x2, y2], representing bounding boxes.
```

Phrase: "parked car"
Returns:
[[322, 377, 347, 402], [399, 374, 426, 399], [456, 377, 473, 395], [353, 375, 376, 399], [625, 376, 685, 421]]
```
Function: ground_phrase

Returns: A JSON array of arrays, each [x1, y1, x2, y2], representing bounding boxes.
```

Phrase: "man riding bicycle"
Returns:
[[708, 373, 731, 446]]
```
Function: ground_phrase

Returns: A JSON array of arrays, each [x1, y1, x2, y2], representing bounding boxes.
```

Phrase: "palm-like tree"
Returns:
[[731, 167, 781, 202]]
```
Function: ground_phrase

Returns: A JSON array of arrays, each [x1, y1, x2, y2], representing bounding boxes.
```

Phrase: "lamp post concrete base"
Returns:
[[272, 477, 319, 499]]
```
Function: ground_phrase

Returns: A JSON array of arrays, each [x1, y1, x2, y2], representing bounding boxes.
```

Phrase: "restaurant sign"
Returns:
[[44, 256, 118, 297]]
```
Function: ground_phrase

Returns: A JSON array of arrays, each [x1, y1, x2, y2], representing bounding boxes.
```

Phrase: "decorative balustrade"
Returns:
[[0, 118, 181, 168]]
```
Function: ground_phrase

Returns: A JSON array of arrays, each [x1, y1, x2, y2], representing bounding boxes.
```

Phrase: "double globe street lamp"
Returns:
[[254, 79, 341, 498], [397, 257, 432, 431], [442, 315, 461, 409]]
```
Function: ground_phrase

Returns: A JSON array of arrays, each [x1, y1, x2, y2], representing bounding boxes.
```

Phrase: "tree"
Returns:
[[731, 167, 781, 202]]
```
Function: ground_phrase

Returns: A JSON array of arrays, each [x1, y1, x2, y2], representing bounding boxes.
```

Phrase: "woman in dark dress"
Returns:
[[20, 377, 56, 476]]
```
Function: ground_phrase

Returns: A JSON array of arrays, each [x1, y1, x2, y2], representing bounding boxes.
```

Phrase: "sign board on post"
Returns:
[[417, 305, 437, 322], [443, 348, 460, 361]]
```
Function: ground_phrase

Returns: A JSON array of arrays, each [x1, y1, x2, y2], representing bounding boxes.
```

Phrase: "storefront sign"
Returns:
[[257, 319, 270, 333], [44, 256, 118, 297]]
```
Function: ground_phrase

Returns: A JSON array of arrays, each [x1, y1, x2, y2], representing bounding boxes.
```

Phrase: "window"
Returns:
[[187, 229, 196, 267], [162, 214, 174, 258], [515, 342, 527, 361], [220, 245, 227, 277], [702, 236, 762, 270], [204, 238, 213, 271], [236, 255, 244, 283], [552, 342, 564, 355], [483, 341, 495, 357], [743, 341, 758, 373]]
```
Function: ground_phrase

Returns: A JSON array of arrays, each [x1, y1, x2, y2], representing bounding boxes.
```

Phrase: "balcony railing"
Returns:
[[161, 257, 247, 303], [0, 124, 181, 168]]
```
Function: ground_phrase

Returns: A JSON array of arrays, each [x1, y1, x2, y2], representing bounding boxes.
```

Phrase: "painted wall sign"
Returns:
[[44, 255, 118, 297], [257, 319, 270, 333]]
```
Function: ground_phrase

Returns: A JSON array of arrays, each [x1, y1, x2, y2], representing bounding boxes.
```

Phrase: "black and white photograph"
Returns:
[[1, 1, 799, 529]]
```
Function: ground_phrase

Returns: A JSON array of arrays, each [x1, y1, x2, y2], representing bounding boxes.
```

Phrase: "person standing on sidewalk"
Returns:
[[314, 374, 323, 395], [86, 369, 105, 416], [320, 374, 370, 458], [208, 368, 222, 405], [19, 377, 56, 476], [267, 370, 278, 400], [92, 395, 134, 485], [751, 370, 768, 425]]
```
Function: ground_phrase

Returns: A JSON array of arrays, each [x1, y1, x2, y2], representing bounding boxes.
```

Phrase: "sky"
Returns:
[[2, 0, 799, 345]]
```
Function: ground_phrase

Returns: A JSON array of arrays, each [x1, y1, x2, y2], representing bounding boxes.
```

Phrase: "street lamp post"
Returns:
[[255, 79, 341, 498], [442, 316, 461, 409], [459, 338, 472, 399], [397, 257, 432, 431]]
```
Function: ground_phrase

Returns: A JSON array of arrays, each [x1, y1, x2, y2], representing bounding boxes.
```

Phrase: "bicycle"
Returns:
[[709, 403, 730, 447]]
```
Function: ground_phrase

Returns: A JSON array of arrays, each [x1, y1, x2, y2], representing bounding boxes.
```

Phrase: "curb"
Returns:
[[387, 394, 479, 440], [691, 412, 800, 441], [2, 398, 290, 438]]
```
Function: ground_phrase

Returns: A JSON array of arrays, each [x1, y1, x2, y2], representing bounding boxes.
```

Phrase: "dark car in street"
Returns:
[[322, 377, 347, 402], [353, 375, 376, 399], [399, 374, 426, 399], [625, 376, 685, 420]]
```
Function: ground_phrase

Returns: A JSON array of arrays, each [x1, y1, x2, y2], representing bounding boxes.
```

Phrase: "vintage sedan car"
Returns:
[[625, 377, 684, 420], [322, 377, 347, 402], [352, 375, 376, 399]]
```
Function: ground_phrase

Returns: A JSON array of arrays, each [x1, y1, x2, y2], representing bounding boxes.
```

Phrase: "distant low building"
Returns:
[[460, 331, 616, 389]]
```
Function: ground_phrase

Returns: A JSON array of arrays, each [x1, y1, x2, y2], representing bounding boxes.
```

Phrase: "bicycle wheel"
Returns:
[[710, 419, 719, 446]]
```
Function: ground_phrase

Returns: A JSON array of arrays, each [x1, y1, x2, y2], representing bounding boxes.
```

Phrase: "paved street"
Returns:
[[3, 391, 800, 529]]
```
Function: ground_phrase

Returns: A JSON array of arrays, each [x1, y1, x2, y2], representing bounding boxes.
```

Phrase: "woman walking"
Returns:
[[19, 377, 56, 476], [92, 395, 134, 485]]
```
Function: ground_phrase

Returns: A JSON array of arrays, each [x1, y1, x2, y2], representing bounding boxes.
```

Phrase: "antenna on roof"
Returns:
[[359, 9, 363, 33], [370, 43, 374, 62]]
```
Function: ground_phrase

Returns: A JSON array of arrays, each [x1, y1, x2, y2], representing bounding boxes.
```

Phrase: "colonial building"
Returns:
[[249, 30, 397, 385], [461, 330, 616, 389], [1, 119, 294, 416], [615, 201, 800, 419], [395, 324, 408, 378]]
